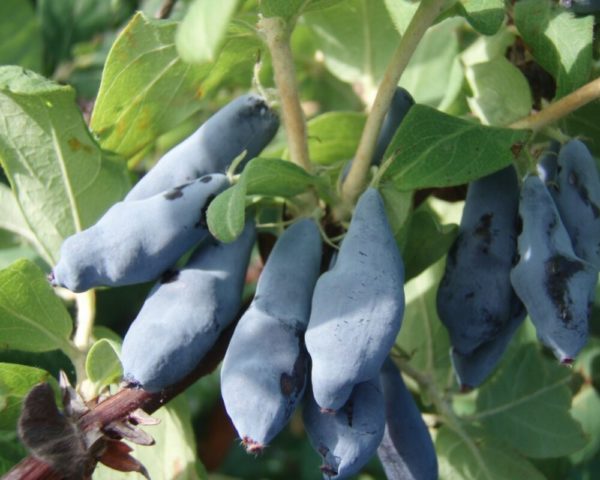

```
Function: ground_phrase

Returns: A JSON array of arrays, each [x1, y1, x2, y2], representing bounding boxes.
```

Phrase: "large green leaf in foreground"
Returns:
[[0, 66, 130, 264]]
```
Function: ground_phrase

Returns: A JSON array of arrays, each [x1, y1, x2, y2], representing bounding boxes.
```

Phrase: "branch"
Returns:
[[2, 317, 239, 480], [155, 0, 178, 20], [340, 0, 448, 209], [509, 76, 600, 131], [258, 16, 312, 173]]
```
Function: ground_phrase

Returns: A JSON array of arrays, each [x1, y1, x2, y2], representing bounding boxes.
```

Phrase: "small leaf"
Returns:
[[244, 158, 315, 197], [475, 344, 588, 458], [0, 363, 56, 430], [207, 158, 316, 242], [85, 339, 122, 389], [514, 0, 593, 98], [0, 260, 74, 355], [0, 66, 130, 265], [459, 0, 505, 36], [306, 112, 366, 165], [465, 56, 533, 126], [382, 105, 530, 190], [206, 182, 247, 243], [176, 0, 238, 64], [437, 426, 545, 480]]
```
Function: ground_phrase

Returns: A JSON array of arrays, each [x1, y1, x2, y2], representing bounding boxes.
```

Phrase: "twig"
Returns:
[[396, 357, 493, 478], [509, 76, 600, 131], [258, 16, 312, 173], [155, 0, 178, 20], [340, 0, 448, 210], [2, 315, 241, 480]]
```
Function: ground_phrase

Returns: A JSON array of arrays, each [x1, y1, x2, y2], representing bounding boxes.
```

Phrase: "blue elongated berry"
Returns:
[[510, 175, 597, 362], [306, 188, 405, 411], [450, 295, 526, 389], [372, 87, 414, 166], [377, 358, 437, 480], [221, 219, 322, 452], [125, 94, 279, 201], [549, 140, 600, 270], [51, 174, 229, 292], [536, 141, 560, 184], [303, 379, 385, 480], [120, 220, 256, 391], [437, 166, 521, 357]]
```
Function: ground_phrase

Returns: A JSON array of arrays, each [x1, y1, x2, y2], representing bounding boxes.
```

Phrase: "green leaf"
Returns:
[[398, 258, 453, 393], [474, 344, 588, 458], [380, 183, 413, 248], [38, 0, 136, 71], [437, 426, 545, 480], [94, 395, 200, 480], [304, 0, 400, 94], [0, 184, 36, 247], [384, 0, 418, 35], [91, 12, 260, 159], [207, 158, 316, 242], [0, 240, 41, 271], [176, 0, 238, 64], [514, 0, 593, 98], [0, 66, 130, 265], [306, 112, 366, 165], [0, 0, 42, 72], [0, 363, 56, 430], [465, 56, 533, 126], [382, 105, 530, 190], [459, 0, 505, 36], [461, 29, 516, 68], [85, 339, 122, 389], [207, 182, 247, 243], [399, 18, 462, 109], [261, 0, 306, 19], [244, 158, 316, 197], [0, 260, 74, 354], [403, 202, 459, 281]]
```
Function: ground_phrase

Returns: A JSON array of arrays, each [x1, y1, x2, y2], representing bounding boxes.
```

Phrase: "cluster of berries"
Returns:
[[49, 87, 442, 478], [437, 140, 600, 389]]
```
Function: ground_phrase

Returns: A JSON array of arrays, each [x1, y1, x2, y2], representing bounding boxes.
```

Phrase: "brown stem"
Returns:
[[509, 77, 600, 131], [2, 316, 239, 480], [155, 0, 178, 20], [340, 0, 448, 211]]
